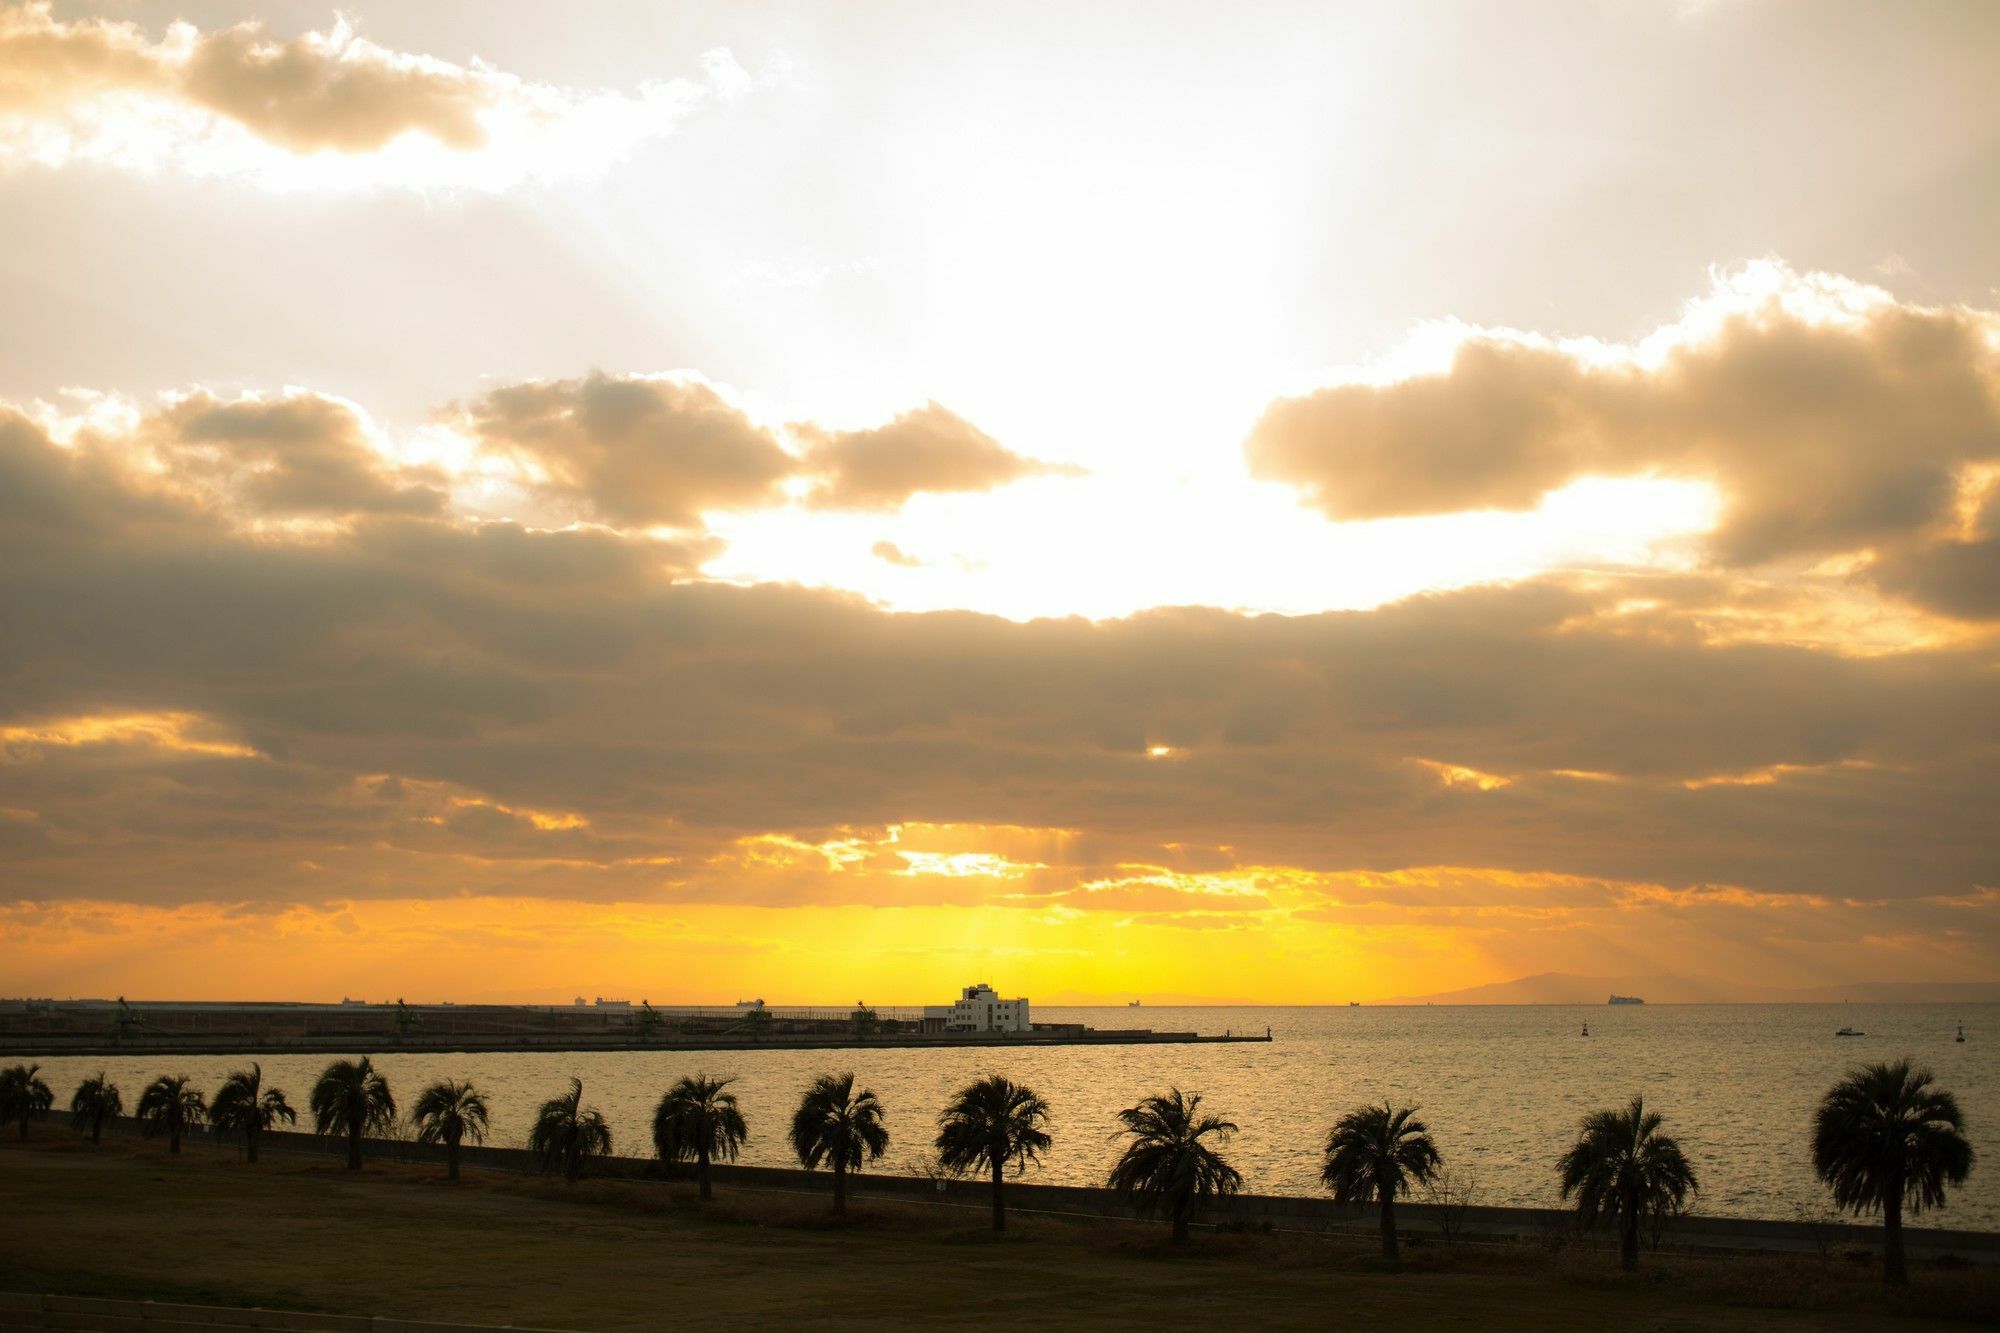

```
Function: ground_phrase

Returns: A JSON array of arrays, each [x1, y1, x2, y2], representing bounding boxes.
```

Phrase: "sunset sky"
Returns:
[[2, 0, 1997, 1003]]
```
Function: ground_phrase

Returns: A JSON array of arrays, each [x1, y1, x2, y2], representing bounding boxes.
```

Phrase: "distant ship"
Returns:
[[1128, 1000, 1142, 1007], [1836, 1026, 1865, 1037], [1607, 995, 1645, 1005]]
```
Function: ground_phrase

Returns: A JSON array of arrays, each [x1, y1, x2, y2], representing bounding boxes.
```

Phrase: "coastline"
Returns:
[[66, 1114, 2000, 1259]]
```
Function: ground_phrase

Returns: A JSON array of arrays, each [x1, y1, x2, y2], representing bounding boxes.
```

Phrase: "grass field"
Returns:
[[1, 1136, 1992, 1330]]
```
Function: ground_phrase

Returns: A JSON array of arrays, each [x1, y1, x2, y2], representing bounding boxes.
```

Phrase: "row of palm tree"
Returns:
[[8, 1058, 1972, 1286]]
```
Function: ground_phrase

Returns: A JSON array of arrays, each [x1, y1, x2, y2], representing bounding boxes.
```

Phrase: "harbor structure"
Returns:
[[923, 983, 1030, 1033]]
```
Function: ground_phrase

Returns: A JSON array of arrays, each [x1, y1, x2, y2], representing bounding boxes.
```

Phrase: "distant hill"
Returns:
[[1378, 972, 2000, 1006]]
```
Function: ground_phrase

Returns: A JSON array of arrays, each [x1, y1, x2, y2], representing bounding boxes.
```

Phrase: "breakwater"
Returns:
[[0, 999, 1269, 1057]]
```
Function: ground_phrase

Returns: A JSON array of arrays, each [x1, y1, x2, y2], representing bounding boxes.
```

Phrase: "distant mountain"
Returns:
[[1377, 972, 2000, 1006]]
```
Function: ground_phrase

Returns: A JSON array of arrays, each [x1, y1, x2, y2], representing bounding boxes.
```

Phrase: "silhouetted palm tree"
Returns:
[[1557, 1095, 1697, 1272], [1107, 1087, 1243, 1243], [206, 1063, 294, 1164], [789, 1072, 890, 1215], [412, 1079, 490, 1181], [1321, 1102, 1442, 1260], [934, 1074, 1052, 1234], [136, 1074, 205, 1154], [531, 1077, 613, 1183], [1, 1064, 54, 1140], [653, 1074, 747, 1200], [309, 1056, 395, 1170], [1813, 1059, 1975, 1287], [69, 1073, 122, 1146]]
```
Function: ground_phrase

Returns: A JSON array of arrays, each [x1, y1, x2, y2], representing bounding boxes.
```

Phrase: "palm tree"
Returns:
[[1813, 1059, 1975, 1287], [789, 1072, 890, 1215], [1107, 1087, 1243, 1243], [69, 1074, 122, 1145], [1321, 1102, 1443, 1260], [934, 1074, 1052, 1234], [136, 1074, 205, 1154], [208, 1063, 295, 1163], [531, 1077, 613, 1183], [412, 1079, 490, 1181], [653, 1074, 748, 1200], [1, 1064, 54, 1140], [1557, 1094, 1698, 1272], [309, 1056, 395, 1170]]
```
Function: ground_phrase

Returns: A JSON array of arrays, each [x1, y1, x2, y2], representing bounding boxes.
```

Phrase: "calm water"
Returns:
[[29, 1004, 1999, 1228]]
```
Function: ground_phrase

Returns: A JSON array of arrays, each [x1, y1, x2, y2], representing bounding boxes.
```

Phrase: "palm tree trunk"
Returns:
[[697, 1142, 712, 1200], [990, 1158, 1006, 1233], [447, 1141, 461, 1182], [1380, 1187, 1399, 1261], [1883, 1188, 1907, 1287], [1171, 1198, 1190, 1244], [90, 1116, 102, 1146], [1620, 1207, 1640, 1272], [169, 1123, 181, 1155], [346, 1118, 362, 1170], [17, 1117, 26, 1140], [833, 1160, 848, 1216]]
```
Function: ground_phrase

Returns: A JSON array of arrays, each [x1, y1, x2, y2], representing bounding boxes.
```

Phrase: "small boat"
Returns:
[[1580, 1022, 1590, 1037], [1957, 1025, 1966, 1043], [1348, 1001, 1360, 1007], [1836, 1027, 1865, 1037], [1128, 1000, 1141, 1007]]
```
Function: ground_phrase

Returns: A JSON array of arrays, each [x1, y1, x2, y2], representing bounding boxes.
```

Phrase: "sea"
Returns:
[[28, 1003, 2000, 1229]]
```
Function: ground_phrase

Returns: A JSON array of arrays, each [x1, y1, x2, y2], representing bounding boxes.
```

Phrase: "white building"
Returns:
[[925, 983, 1030, 1033]]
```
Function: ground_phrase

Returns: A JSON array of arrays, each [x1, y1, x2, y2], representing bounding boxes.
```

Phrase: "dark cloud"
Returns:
[[1866, 536, 2000, 620], [797, 402, 1072, 512], [460, 373, 795, 529], [2, 403, 1995, 922], [144, 391, 447, 518], [1245, 279, 2000, 568], [461, 378, 1060, 528]]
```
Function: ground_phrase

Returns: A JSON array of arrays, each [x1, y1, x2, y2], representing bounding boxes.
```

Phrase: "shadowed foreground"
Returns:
[[0, 1139, 1990, 1330]]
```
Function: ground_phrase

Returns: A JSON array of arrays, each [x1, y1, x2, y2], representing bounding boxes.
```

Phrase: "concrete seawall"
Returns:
[[80, 1116, 1999, 1262], [0, 1032, 1270, 1058]]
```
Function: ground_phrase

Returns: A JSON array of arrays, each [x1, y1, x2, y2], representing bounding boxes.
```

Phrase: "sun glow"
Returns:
[[0, 711, 260, 760]]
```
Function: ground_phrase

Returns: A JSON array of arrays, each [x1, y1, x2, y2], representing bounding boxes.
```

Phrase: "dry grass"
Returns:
[[1, 1135, 1990, 1330]]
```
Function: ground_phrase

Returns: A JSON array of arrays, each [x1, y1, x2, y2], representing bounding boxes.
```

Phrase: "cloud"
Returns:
[[1863, 484, 2000, 621], [795, 402, 1076, 512], [871, 540, 926, 568], [3, 388, 1996, 927], [1246, 263, 2000, 569], [458, 376, 1057, 528], [458, 373, 795, 530], [139, 390, 448, 519], [0, 2, 742, 189]]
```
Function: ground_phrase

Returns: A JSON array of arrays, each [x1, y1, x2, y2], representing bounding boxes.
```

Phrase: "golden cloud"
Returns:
[[1246, 263, 2000, 611], [0, 2, 744, 189]]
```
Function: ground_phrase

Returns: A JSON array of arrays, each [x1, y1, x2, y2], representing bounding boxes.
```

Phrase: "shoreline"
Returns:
[[11, 1136, 1994, 1330], [65, 1114, 1999, 1258]]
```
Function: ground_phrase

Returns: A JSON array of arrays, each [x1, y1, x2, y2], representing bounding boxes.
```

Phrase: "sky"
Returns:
[[1, 0, 1997, 1004]]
